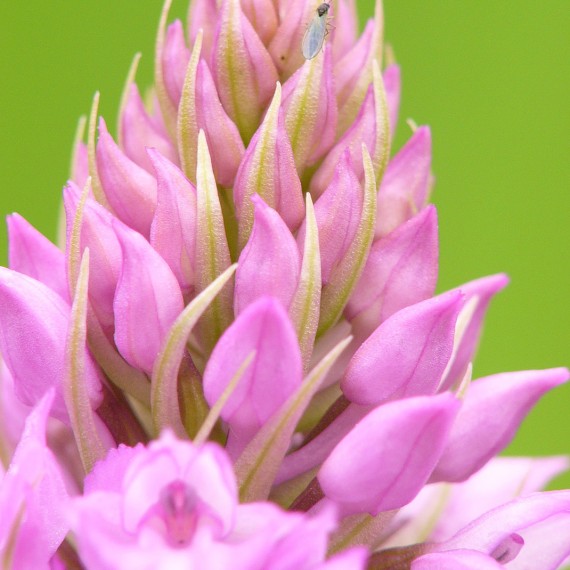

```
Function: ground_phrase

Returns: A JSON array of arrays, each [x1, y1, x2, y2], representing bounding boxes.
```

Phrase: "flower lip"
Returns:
[[157, 479, 200, 548]]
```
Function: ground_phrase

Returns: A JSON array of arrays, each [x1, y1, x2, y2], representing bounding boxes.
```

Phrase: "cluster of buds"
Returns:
[[0, 1, 569, 569]]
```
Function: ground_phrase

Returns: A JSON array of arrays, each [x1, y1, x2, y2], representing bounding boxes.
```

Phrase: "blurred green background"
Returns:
[[0, 2, 568, 483]]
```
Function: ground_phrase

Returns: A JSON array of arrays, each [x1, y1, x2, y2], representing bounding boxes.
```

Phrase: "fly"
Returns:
[[302, 3, 331, 60]]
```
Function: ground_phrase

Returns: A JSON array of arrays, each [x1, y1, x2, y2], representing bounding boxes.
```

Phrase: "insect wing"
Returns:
[[302, 12, 328, 60]]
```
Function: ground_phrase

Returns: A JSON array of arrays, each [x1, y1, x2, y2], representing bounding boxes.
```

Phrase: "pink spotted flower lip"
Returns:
[[0, 0, 568, 568]]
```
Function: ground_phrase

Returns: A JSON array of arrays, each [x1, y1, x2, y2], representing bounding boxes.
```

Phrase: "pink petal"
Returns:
[[376, 126, 432, 238], [431, 367, 569, 483], [148, 148, 197, 297], [120, 84, 178, 173], [0, 391, 69, 569], [342, 291, 463, 406], [318, 393, 460, 516], [7, 213, 69, 302], [203, 297, 303, 458], [256, 503, 338, 568], [229, 503, 338, 568], [84, 443, 145, 494], [0, 269, 102, 423], [346, 205, 439, 337], [113, 221, 184, 375], [121, 448, 182, 534], [212, 0, 278, 141], [298, 151, 363, 284], [235, 195, 301, 315], [195, 59, 245, 187], [162, 20, 190, 106], [96, 117, 157, 238], [440, 273, 510, 390], [70, 493, 153, 569]]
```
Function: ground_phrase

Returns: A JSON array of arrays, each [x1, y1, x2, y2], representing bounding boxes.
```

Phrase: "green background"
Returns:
[[0, 2, 568, 484]]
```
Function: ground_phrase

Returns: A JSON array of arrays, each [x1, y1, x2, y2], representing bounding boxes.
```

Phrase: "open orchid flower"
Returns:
[[71, 431, 367, 570], [0, 0, 567, 568]]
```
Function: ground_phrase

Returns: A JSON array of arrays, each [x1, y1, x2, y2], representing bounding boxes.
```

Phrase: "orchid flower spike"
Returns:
[[0, 1, 567, 568]]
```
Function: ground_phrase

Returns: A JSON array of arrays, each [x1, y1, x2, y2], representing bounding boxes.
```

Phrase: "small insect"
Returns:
[[302, 3, 331, 60]]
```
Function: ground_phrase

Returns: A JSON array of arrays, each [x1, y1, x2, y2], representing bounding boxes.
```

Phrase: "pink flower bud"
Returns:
[[120, 84, 178, 174], [204, 297, 302, 458], [235, 195, 301, 315], [212, 0, 278, 141], [96, 118, 157, 237], [113, 222, 184, 375], [375, 126, 432, 238]]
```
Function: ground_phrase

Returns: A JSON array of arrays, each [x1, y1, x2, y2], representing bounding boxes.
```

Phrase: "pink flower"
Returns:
[[0, 0, 567, 568], [0, 391, 69, 569], [71, 431, 366, 570]]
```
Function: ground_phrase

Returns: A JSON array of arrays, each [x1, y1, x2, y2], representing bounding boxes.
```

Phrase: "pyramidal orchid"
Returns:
[[0, 1, 569, 568]]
